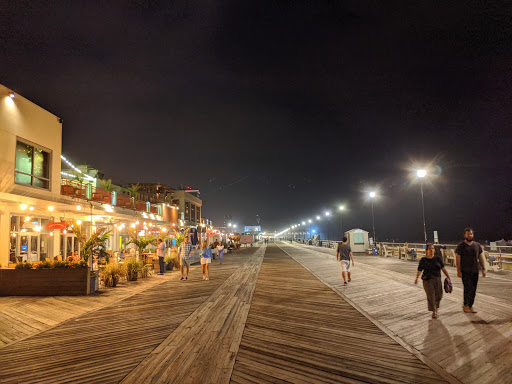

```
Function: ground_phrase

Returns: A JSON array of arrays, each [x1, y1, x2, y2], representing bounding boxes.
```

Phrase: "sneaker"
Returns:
[[344, 282, 347, 286], [180, 277, 184, 281], [348, 278, 351, 282], [185, 276, 188, 281], [205, 277, 209, 281], [463, 306, 477, 313]]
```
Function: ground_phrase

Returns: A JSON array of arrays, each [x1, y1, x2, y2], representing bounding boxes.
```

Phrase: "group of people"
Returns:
[[155, 237, 226, 282], [336, 228, 487, 319]]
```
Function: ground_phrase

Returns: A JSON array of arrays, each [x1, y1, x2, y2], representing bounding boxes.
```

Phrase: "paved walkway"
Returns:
[[0, 243, 509, 383]]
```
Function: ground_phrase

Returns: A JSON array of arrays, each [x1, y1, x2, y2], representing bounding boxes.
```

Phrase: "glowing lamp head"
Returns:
[[316, 216, 321, 220], [325, 211, 330, 216], [369, 191, 376, 198], [9, 93, 14, 98], [48, 206, 54, 212], [29, 206, 34, 211], [76, 205, 82, 211], [417, 169, 427, 178], [308, 219, 312, 223], [302, 221, 305, 225], [20, 204, 27, 210], [312, 230, 316, 233], [76, 220, 82, 225], [339, 205, 345, 211]]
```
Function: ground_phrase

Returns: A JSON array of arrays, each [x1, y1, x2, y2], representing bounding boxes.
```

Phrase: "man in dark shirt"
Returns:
[[455, 228, 486, 313], [336, 236, 354, 286]]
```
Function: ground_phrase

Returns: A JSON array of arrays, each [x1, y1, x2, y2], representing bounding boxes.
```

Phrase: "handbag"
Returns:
[[444, 278, 453, 293]]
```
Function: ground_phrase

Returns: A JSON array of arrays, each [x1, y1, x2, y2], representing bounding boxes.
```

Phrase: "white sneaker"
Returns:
[[205, 277, 209, 281]]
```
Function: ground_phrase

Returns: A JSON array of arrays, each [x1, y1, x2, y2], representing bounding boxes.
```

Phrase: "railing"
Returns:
[[60, 179, 87, 199], [116, 195, 134, 209], [60, 178, 161, 216], [90, 186, 111, 204]]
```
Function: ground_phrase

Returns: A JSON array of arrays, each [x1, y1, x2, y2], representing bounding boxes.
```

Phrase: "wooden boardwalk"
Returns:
[[230, 245, 448, 384], [279, 242, 512, 384], [0, 243, 507, 383], [0, 248, 256, 384]]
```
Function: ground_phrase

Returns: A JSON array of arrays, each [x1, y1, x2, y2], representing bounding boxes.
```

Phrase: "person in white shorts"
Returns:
[[336, 236, 355, 285], [200, 241, 212, 280]]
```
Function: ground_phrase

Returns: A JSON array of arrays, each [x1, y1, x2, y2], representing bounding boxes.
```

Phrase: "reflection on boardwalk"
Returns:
[[0, 243, 508, 383]]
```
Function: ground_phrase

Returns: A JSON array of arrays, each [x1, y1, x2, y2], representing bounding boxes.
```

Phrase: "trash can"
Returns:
[[372, 246, 379, 255]]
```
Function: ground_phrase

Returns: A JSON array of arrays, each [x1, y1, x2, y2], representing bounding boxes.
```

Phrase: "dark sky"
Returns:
[[2, 1, 512, 242]]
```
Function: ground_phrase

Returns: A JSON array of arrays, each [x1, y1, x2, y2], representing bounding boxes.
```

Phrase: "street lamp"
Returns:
[[302, 222, 306, 240], [339, 205, 345, 237], [308, 219, 312, 239], [369, 191, 376, 244], [417, 169, 427, 242]]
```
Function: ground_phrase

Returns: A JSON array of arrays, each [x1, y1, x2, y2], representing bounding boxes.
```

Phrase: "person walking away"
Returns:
[[336, 236, 354, 286], [414, 243, 451, 318], [216, 242, 225, 264], [179, 236, 193, 281], [201, 241, 212, 280], [156, 239, 166, 275], [455, 228, 486, 313]]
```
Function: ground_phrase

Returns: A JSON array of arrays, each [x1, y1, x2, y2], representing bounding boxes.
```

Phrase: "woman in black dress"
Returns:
[[414, 243, 452, 318]]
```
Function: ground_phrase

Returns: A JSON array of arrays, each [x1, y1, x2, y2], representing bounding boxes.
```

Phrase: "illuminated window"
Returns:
[[15, 140, 51, 189]]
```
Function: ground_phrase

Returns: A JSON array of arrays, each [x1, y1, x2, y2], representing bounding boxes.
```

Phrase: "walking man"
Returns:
[[336, 236, 355, 285], [156, 239, 166, 275], [216, 241, 225, 264], [455, 228, 486, 313], [179, 236, 194, 281]]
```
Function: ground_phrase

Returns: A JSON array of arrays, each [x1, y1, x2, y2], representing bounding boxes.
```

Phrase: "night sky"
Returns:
[[1, 1, 511, 242]]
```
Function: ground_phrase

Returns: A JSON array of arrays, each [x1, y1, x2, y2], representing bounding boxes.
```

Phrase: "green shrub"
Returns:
[[15, 262, 33, 270], [126, 259, 142, 281]]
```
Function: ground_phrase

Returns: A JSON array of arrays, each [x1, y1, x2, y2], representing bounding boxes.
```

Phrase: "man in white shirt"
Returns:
[[216, 242, 225, 264], [156, 239, 166, 275]]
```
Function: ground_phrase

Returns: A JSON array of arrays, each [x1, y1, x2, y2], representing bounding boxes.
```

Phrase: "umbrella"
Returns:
[[44, 222, 68, 230]]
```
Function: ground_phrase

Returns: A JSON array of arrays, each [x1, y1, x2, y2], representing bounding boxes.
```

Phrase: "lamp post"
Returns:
[[417, 169, 427, 243], [325, 211, 331, 240], [302, 221, 306, 240], [308, 219, 312, 240], [338, 205, 345, 238], [369, 192, 376, 244]]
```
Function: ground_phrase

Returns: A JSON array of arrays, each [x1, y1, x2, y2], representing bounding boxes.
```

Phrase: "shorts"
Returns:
[[200, 257, 211, 265], [180, 258, 190, 267], [341, 260, 351, 272]]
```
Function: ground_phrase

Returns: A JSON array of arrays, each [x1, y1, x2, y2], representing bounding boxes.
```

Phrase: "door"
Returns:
[[18, 234, 40, 262]]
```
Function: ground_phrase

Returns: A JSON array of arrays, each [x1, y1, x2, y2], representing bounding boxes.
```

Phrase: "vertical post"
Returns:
[[420, 181, 427, 243], [340, 212, 343, 239], [371, 201, 376, 244]]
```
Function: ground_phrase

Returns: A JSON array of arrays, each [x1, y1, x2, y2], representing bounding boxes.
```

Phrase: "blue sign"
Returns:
[[21, 245, 28, 251]]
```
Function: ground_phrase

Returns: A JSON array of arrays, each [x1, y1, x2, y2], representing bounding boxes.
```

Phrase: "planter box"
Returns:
[[0, 268, 97, 296]]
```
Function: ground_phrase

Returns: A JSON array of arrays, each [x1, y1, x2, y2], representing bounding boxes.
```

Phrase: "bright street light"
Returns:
[[316, 216, 321, 220], [302, 221, 305, 225], [325, 211, 330, 216], [369, 191, 376, 198], [308, 219, 312, 223], [417, 169, 427, 178], [339, 205, 345, 211]]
